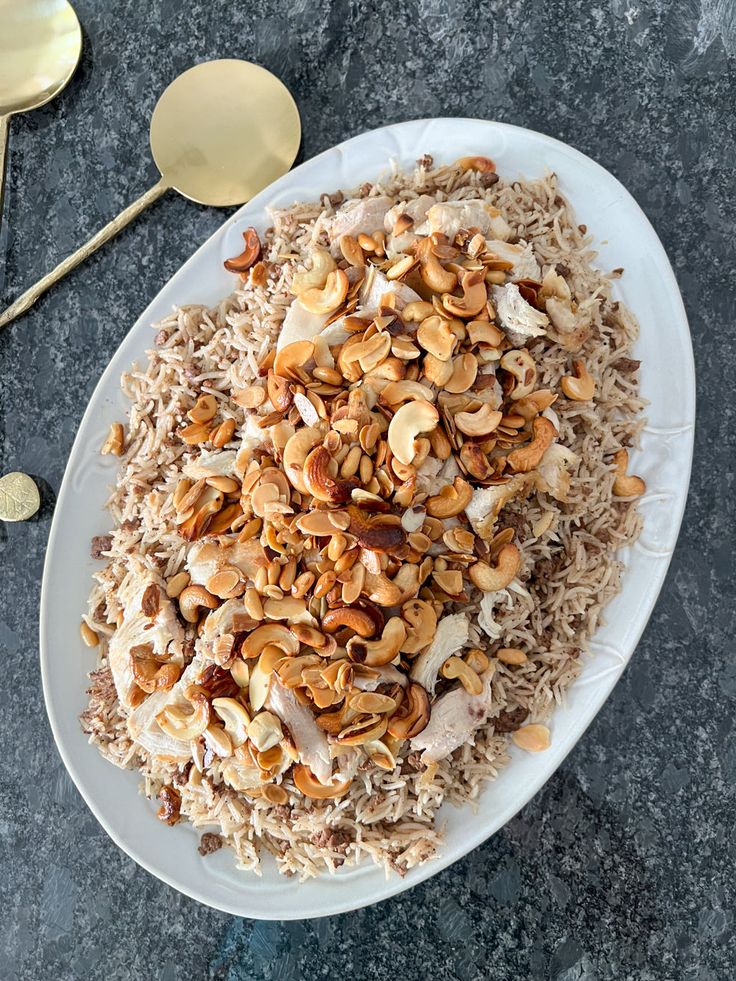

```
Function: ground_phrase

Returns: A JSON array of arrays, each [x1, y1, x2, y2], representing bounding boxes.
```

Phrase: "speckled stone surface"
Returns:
[[1, 1, 734, 978]]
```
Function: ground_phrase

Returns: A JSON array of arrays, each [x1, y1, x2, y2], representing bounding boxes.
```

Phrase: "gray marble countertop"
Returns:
[[1, 1, 734, 979]]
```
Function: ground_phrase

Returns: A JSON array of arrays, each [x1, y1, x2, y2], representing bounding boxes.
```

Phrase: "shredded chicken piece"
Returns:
[[492, 283, 549, 346], [107, 566, 184, 711], [410, 614, 471, 696], [359, 266, 420, 311], [410, 669, 495, 762], [187, 539, 265, 587], [421, 200, 511, 240], [327, 196, 393, 252], [267, 678, 332, 784], [486, 239, 541, 280], [465, 474, 536, 539], [536, 443, 580, 503], [126, 660, 202, 763], [277, 300, 329, 350]]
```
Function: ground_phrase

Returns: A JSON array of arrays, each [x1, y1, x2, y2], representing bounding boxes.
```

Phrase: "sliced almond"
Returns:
[[511, 724, 550, 752]]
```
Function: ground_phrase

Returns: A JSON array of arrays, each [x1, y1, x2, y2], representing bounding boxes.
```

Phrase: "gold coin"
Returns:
[[0, 471, 41, 522]]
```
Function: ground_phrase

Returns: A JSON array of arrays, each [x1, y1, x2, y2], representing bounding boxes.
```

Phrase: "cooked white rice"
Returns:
[[81, 156, 644, 880]]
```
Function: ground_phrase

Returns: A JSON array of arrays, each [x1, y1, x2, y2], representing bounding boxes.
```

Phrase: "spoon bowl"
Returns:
[[0, 0, 82, 116], [150, 60, 301, 207]]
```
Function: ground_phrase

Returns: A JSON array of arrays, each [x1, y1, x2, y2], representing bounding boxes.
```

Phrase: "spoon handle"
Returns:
[[0, 114, 8, 230], [0, 178, 170, 330]]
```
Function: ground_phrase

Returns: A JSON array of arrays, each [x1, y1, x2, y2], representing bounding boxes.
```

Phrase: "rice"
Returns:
[[81, 156, 644, 880]]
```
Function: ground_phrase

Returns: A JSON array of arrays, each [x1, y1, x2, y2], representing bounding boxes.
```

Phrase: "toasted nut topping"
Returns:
[[512, 724, 551, 752], [212, 697, 251, 747], [440, 655, 483, 695], [298, 268, 349, 315], [293, 764, 351, 799], [612, 448, 646, 498], [432, 569, 463, 596], [188, 394, 218, 424], [224, 227, 261, 273], [402, 300, 435, 323], [101, 422, 125, 456], [501, 349, 537, 401], [165, 571, 190, 599], [416, 238, 456, 293], [393, 211, 414, 236], [241, 623, 299, 660], [247, 711, 283, 752], [387, 682, 430, 739], [156, 686, 210, 741], [207, 475, 240, 494], [274, 340, 315, 383], [206, 568, 242, 599], [469, 543, 521, 591], [497, 647, 528, 665], [105, 156, 647, 806], [458, 155, 496, 173], [347, 617, 406, 666], [442, 269, 487, 318], [387, 399, 439, 466], [506, 417, 557, 473], [401, 598, 437, 654], [267, 371, 293, 413], [291, 249, 336, 295], [445, 353, 479, 394], [339, 234, 364, 267], [283, 426, 324, 494], [465, 648, 490, 673], [422, 352, 454, 387], [468, 320, 504, 347], [426, 476, 473, 519], [386, 254, 418, 280], [178, 584, 219, 623], [210, 418, 237, 449], [443, 527, 475, 553], [417, 316, 455, 361], [455, 404, 503, 438], [80, 621, 99, 647], [561, 359, 595, 401]]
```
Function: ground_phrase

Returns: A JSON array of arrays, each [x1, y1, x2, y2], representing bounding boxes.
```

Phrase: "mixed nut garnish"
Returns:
[[99, 157, 647, 807]]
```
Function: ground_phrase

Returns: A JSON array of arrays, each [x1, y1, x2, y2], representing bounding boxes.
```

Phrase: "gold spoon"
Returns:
[[0, 59, 301, 329], [0, 0, 82, 227]]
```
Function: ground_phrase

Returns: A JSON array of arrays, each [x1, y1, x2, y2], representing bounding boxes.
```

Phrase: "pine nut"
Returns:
[[80, 621, 99, 647], [244, 588, 264, 620], [340, 445, 362, 478]]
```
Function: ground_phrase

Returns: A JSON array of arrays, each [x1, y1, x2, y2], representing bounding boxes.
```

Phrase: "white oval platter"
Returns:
[[40, 118, 695, 919]]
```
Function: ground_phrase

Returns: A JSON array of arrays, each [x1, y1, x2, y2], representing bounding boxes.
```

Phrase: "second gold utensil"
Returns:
[[0, 59, 301, 330], [0, 0, 82, 230]]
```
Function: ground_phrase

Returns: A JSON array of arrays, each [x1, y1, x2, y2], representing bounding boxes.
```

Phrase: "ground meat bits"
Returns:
[[479, 171, 500, 188], [532, 551, 567, 583], [198, 832, 223, 856], [90, 535, 113, 559], [157, 785, 182, 826], [614, 357, 641, 374], [400, 752, 427, 774], [493, 706, 529, 733], [85, 667, 116, 702], [322, 189, 344, 208], [310, 828, 353, 853], [501, 510, 528, 536]]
